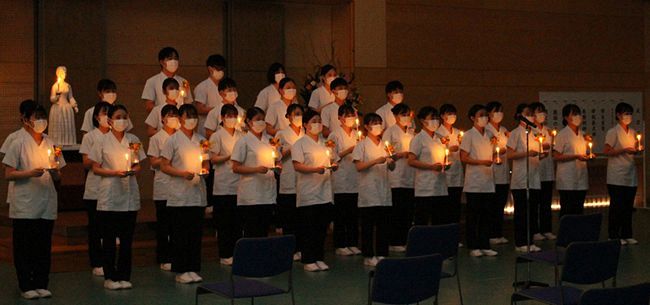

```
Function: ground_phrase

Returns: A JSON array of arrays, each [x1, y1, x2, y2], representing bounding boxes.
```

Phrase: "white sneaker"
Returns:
[[515, 246, 530, 253], [293, 252, 302, 261], [364, 257, 379, 267], [220, 257, 233, 266], [481, 249, 498, 256], [469, 250, 483, 257], [189, 272, 203, 283], [160, 263, 172, 271], [304, 263, 320, 272], [489, 238, 501, 245], [35, 289, 52, 298], [21, 290, 40, 299], [389, 246, 406, 252], [499, 237, 509, 244], [118, 281, 132, 289], [626, 238, 639, 245], [543, 232, 557, 240], [104, 280, 122, 290], [316, 261, 329, 271], [530, 245, 542, 252], [92, 267, 104, 276], [175, 272, 194, 284], [533, 233, 546, 241], [620, 239, 628, 246], [348, 247, 362, 255], [335, 247, 354, 256]]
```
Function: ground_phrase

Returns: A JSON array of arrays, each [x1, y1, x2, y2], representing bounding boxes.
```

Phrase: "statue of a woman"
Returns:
[[49, 66, 78, 145]]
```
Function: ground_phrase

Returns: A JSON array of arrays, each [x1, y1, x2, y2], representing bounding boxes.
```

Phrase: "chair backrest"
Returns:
[[556, 213, 602, 248], [579, 282, 650, 305], [371, 254, 443, 305], [232, 235, 295, 278], [405, 224, 459, 259], [561, 240, 620, 285]]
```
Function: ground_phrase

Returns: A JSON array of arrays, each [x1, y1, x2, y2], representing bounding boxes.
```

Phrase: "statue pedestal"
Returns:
[[57, 145, 84, 211]]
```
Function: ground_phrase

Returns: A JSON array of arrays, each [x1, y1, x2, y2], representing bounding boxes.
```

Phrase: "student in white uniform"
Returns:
[[146, 105, 180, 272], [265, 77, 298, 136], [209, 104, 244, 265], [485, 101, 510, 245], [382, 103, 415, 252], [231, 107, 279, 237], [436, 104, 464, 228], [604, 102, 640, 245], [142, 47, 192, 113], [507, 104, 544, 253], [194, 54, 226, 137], [204, 78, 246, 139], [321, 77, 350, 138], [292, 109, 337, 272], [308, 64, 337, 112], [160, 104, 208, 284], [553, 104, 589, 217], [81, 79, 133, 133], [530, 102, 557, 241], [408, 107, 450, 226], [274, 104, 305, 259], [459, 104, 498, 257], [254, 62, 285, 112], [328, 104, 361, 256], [145, 78, 182, 137], [375, 80, 405, 130], [80, 102, 112, 277], [89, 104, 146, 290], [352, 113, 396, 267], [3, 101, 64, 300]]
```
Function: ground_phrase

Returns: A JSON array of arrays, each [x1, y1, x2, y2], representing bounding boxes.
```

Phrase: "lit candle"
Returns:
[[495, 146, 501, 164], [355, 118, 360, 128], [199, 154, 204, 174], [325, 149, 331, 168], [47, 149, 53, 169], [637, 133, 642, 151], [357, 130, 362, 141], [459, 131, 464, 142], [538, 136, 544, 155], [125, 153, 130, 171], [551, 129, 557, 150], [443, 148, 449, 172], [271, 150, 277, 168], [587, 142, 593, 158], [384, 141, 393, 156]]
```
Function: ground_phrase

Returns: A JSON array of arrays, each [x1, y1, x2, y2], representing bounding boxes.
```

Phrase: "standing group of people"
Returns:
[[1, 46, 641, 299]]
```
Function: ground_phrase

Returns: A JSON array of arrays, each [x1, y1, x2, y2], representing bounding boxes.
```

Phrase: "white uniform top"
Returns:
[[80, 128, 106, 200], [254, 84, 282, 112], [320, 102, 342, 131], [459, 127, 495, 193], [409, 130, 448, 197], [375, 103, 396, 130], [145, 103, 180, 131], [485, 124, 510, 185], [2, 130, 65, 220], [89, 132, 146, 212], [194, 77, 223, 136], [141, 72, 193, 107], [160, 132, 207, 207], [292, 136, 335, 207], [1, 129, 21, 204], [328, 127, 359, 194], [383, 124, 415, 188], [209, 128, 243, 195], [147, 129, 173, 201], [435, 126, 464, 187], [308, 86, 335, 110], [231, 133, 278, 205], [265, 100, 294, 132], [276, 127, 304, 194], [605, 124, 638, 187], [554, 126, 589, 191], [507, 125, 542, 190], [204, 102, 246, 132], [351, 137, 392, 207], [81, 106, 134, 133]]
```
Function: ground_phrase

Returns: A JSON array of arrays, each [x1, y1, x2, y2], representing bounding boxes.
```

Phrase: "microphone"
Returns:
[[517, 114, 537, 128]]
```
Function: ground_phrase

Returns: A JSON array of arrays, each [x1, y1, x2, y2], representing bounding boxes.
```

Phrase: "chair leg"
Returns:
[[251, 297, 254, 305], [456, 274, 464, 305]]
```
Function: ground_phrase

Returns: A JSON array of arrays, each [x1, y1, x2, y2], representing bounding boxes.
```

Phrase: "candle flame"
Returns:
[[125, 153, 129, 160], [445, 148, 449, 155], [496, 146, 500, 153], [637, 134, 642, 141], [272, 150, 276, 159], [551, 129, 557, 136], [459, 131, 464, 137], [47, 149, 52, 156], [588, 142, 593, 148]]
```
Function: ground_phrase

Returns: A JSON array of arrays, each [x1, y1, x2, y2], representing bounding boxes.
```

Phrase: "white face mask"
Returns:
[[251, 120, 266, 133], [183, 118, 198, 130], [326, 76, 336, 86], [309, 122, 323, 135], [167, 89, 179, 100], [621, 114, 633, 125], [369, 124, 383, 136], [344, 117, 356, 128], [291, 116, 303, 127], [398, 115, 411, 126], [424, 119, 440, 131], [571, 115, 583, 126], [491, 112, 504, 124], [99, 115, 110, 128], [165, 117, 180, 130], [112, 119, 128, 132], [224, 117, 237, 129], [476, 116, 489, 128], [535, 113, 547, 124], [32, 119, 48, 133], [224, 91, 238, 103], [335, 89, 348, 100], [274, 73, 286, 84], [211, 69, 224, 81], [391, 93, 404, 104], [444, 114, 457, 125], [103, 92, 117, 104], [165, 59, 179, 73], [283, 88, 297, 100]]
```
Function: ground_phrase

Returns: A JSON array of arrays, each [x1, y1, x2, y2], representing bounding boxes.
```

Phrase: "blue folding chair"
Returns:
[[195, 235, 296, 305], [515, 213, 602, 288], [512, 240, 621, 305], [368, 254, 444, 305], [579, 282, 650, 305], [406, 224, 464, 305]]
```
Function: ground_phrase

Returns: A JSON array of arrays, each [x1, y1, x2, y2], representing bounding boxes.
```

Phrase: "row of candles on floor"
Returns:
[[503, 197, 612, 215]]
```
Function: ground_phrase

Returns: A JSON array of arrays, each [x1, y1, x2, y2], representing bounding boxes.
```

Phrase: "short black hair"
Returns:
[[338, 104, 356, 117], [92, 101, 112, 128], [330, 78, 348, 90], [529, 102, 547, 113], [391, 103, 411, 116], [161, 104, 180, 118], [615, 102, 633, 115], [302, 109, 320, 125], [320, 64, 336, 77], [485, 101, 502, 113], [468, 104, 486, 119], [440, 104, 457, 115], [363, 112, 383, 126], [245, 107, 265, 123], [162, 78, 179, 92], [286, 104, 304, 118], [20, 99, 46, 119], [206, 54, 226, 68], [561, 104, 581, 126], [417, 106, 438, 120], [279, 77, 295, 89], [218, 78, 237, 91], [158, 47, 179, 61], [179, 104, 198, 118], [221, 104, 239, 117], [385, 80, 404, 93], [266, 62, 285, 84], [108, 104, 128, 118], [96, 79, 117, 92], [514, 103, 529, 120]]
